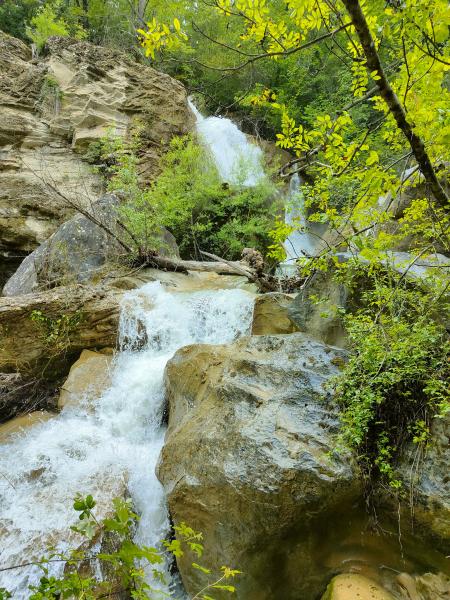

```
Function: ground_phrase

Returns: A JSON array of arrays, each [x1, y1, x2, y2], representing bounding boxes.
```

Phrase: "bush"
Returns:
[[92, 131, 279, 261], [0, 495, 240, 599], [334, 269, 449, 489], [26, 2, 85, 51]]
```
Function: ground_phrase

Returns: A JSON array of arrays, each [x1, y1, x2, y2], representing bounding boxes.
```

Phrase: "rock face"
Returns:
[[58, 349, 113, 410], [394, 416, 450, 552], [288, 270, 349, 347], [2, 193, 179, 296], [251, 292, 298, 335], [0, 31, 193, 256], [158, 333, 360, 600], [0, 284, 123, 378]]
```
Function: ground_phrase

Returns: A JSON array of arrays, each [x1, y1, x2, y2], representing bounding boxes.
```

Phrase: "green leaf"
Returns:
[[192, 562, 211, 574]]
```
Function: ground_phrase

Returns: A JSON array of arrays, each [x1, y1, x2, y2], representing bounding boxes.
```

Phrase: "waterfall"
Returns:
[[188, 99, 264, 186], [283, 174, 317, 262], [189, 101, 322, 268], [0, 282, 254, 597]]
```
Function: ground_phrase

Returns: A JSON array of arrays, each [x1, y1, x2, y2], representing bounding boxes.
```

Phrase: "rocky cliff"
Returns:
[[0, 31, 193, 270]]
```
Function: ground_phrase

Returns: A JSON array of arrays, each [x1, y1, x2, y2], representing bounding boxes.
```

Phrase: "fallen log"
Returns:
[[146, 254, 254, 278]]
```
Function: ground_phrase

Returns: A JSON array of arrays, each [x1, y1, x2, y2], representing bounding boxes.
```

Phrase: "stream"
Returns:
[[0, 282, 254, 596]]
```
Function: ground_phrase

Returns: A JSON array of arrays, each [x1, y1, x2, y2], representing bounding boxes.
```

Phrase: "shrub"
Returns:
[[333, 269, 449, 490], [0, 495, 240, 599], [91, 130, 279, 261], [26, 2, 85, 51]]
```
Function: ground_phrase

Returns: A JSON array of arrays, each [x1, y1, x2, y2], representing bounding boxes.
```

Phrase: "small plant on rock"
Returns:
[[0, 495, 240, 600]]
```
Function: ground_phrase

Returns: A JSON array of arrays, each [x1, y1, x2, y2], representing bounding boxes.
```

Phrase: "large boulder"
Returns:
[[2, 193, 179, 296], [251, 292, 298, 335], [58, 349, 113, 410], [321, 574, 395, 600], [0, 284, 123, 379], [158, 333, 361, 600], [0, 31, 193, 257]]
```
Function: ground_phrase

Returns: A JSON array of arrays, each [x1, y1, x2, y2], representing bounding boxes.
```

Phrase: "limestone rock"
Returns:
[[158, 333, 359, 600], [0, 284, 123, 379], [288, 270, 349, 347], [59, 349, 113, 410], [391, 416, 450, 552], [0, 33, 102, 254], [251, 292, 298, 335], [0, 31, 193, 255], [0, 411, 54, 443], [321, 574, 395, 600]]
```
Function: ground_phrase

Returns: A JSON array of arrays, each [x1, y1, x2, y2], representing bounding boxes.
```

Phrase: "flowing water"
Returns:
[[188, 100, 264, 186], [0, 282, 254, 596], [188, 101, 322, 263]]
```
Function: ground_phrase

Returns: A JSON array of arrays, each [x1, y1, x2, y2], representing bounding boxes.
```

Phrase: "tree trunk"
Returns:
[[341, 0, 448, 208]]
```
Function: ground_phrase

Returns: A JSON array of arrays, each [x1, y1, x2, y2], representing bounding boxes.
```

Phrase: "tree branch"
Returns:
[[341, 0, 448, 208]]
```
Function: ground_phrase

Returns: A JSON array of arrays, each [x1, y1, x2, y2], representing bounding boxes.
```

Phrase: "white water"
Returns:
[[0, 282, 254, 596], [188, 99, 264, 186], [189, 101, 321, 265]]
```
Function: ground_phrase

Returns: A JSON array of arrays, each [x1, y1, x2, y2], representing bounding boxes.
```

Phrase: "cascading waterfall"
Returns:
[[188, 99, 264, 186], [189, 101, 322, 264], [0, 282, 254, 597], [283, 173, 316, 262]]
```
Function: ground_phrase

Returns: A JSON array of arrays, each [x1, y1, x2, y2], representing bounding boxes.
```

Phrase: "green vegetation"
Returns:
[[30, 310, 83, 356], [26, 2, 86, 50], [333, 266, 449, 488], [0, 495, 240, 599], [1, 0, 449, 508], [90, 130, 278, 261]]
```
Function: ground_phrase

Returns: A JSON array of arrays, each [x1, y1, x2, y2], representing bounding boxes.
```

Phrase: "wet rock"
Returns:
[[158, 333, 359, 600], [321, 574, 395, 600], [251, 292, 298, 335], [0, 411, 53, 443], [59, 349, 113, 410]]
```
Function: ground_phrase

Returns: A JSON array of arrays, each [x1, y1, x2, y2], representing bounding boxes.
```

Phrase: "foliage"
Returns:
[[137, 17, 188, 59], [332, 265, 450, 489], [30, 310, 83, 355], [0, 0, 40, 42], [0, 494, 240, 599], [26, 1, 86, 50], [91, 130, 278, 260]]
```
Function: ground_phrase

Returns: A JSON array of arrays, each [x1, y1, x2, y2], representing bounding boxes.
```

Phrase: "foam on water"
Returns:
[[0, 281, 254, 596], [188, 99, 264, 186]]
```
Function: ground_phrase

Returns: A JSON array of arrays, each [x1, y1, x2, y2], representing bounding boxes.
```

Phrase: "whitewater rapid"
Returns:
[[0, 282, 254, 596]]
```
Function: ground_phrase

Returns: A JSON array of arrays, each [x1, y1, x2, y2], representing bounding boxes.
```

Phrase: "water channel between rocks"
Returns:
[[0, 282, 255, 596]]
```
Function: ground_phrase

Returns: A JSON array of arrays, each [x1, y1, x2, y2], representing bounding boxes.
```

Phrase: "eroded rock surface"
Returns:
[[0, 284, 123, 378], [0, 31, 193, 256], [158, 333, 360, 600], [251, 292, 298, 335]]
